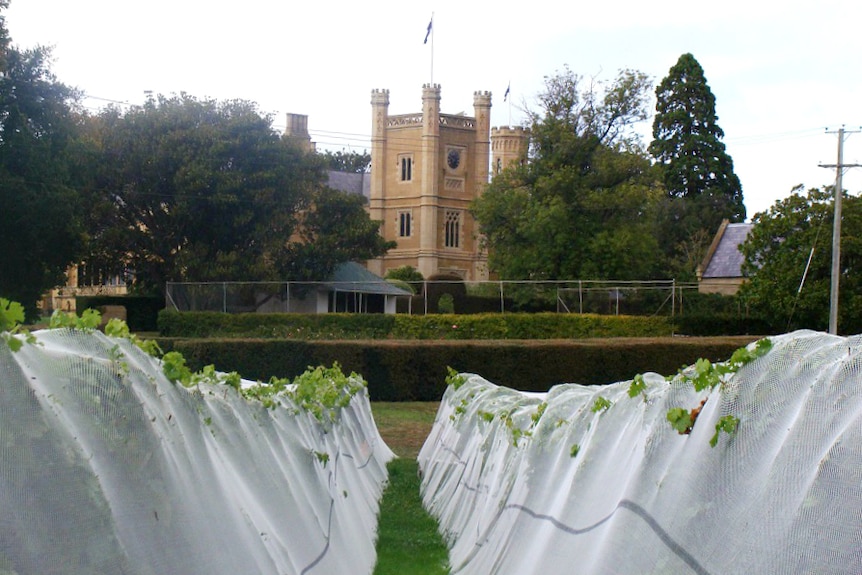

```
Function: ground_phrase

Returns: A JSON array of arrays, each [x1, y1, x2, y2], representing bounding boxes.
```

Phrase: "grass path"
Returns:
[[371, 403, 450, 575]]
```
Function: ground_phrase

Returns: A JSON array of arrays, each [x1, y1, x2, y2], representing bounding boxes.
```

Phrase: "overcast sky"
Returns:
[[7, 0, 862, 218]]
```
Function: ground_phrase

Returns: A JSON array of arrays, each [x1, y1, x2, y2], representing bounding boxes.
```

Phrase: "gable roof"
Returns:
[[701, 221, 753, 279], [325, 262, 411, 296]]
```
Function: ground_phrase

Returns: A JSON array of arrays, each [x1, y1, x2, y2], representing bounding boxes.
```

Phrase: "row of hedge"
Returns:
[[157, 310, 675, 340], [161, 336, 761, 402]]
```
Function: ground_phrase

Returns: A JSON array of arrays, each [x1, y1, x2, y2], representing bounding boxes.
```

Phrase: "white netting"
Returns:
[[0, 328, 394, 575], [418, 330, 862, 574]]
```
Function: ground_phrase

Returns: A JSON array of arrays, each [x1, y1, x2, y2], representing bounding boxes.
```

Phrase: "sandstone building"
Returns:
[[285, 86, 529, 282], [365, 85, 528, 281]]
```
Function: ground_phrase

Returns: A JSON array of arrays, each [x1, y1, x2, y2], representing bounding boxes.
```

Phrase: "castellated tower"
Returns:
[[367, 85, 492, 281], [490, 126, 530, 175]]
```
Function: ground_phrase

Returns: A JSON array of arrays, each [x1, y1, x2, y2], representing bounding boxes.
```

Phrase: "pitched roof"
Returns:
[[327, 170, 371, 199], [702, 222, 753, 279], [325, 262, 412, 296]]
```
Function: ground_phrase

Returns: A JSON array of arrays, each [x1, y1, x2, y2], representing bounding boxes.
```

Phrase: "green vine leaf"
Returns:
[[104, 317, 130, 339], [0, 298, 25, 331], [710, 415, 740, 447], [0, 298, 36, 352], [79, 308, 102, 330], [591, 396, 613, 414], [658, 338, 771, 445], [531, 402, 547, 426], [162, 351, 193, 385], [313, 451, 330, 467], [49, 308, 102, 332], [105, 317, 163, 357], [286, 362, 366, 424], [667, 407, 694, 435], [628, 373, 647, 398], [445, 366, 467, 390]]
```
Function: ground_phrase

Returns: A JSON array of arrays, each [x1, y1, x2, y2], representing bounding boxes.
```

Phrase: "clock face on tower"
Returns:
[[447, 148, 461, 170]]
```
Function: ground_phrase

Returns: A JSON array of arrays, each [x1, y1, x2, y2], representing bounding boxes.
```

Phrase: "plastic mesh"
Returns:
[[418, 330, 862, 574], [0, 328, 393, 575]]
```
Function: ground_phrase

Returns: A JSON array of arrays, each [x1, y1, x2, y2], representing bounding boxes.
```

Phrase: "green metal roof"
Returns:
[[325, 262, 412, 296]]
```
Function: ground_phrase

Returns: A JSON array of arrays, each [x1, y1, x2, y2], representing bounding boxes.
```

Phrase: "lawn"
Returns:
[[371, 402, 450, 575], [371, 401, 440, 459]]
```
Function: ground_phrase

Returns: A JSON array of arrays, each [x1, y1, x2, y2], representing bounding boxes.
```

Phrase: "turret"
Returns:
[[491, 125, 530, 176], [473, 91, 492, 190]]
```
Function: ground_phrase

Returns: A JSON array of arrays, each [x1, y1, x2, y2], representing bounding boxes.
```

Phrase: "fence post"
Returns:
[[222, 282, 227, 313], [579, 280, 583, 314], [672, 279, 676, 335]]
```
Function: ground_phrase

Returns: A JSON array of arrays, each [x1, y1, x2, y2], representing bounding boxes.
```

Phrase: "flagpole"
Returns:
[[430, 12, 434, 84]]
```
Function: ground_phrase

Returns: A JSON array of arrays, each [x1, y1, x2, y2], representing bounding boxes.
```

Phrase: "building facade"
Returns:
[[365, 85, 527, 281]]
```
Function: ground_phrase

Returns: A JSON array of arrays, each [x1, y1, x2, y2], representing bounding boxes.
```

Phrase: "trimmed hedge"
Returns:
[[161, 336, 760, 402], [674, 312, 778, 337], [157, 310, 673, 340]]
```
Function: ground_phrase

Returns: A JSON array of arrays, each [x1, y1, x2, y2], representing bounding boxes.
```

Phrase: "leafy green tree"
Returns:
[[649, 53, 745, 279], [283, 186, 395, 280], [739, 185, 862, 333], [322, 149, 371, 173], [85, 95, 391, 294], [385, 265, 424, 294], [472, 67, 663, 281], [385, 265, 424, 283], [0, 4, 86, 318]]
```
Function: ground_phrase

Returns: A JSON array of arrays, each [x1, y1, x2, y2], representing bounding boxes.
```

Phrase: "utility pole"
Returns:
[[819, 127, 862, 335]]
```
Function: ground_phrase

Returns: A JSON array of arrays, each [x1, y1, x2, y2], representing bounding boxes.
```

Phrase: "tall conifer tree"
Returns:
[[649, 53, 745, 277]]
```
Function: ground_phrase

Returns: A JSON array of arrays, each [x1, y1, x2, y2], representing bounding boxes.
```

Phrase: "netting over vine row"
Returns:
[[0, 328, 394, 575], [418, 331, 862, 574]]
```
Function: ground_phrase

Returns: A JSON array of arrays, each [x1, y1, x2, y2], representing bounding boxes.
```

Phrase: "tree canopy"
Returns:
[[0, 2, 86, 318], [472, 67, 664, 281], [739, 186, 862, 334], [322, 149, 371, 173], [649, 53, 745, 278], [84, 95, 391, 294]]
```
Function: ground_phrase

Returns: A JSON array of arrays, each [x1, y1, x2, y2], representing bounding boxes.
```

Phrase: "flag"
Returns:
[[504, 82, 510, 102], [424, 17, 433, 44]]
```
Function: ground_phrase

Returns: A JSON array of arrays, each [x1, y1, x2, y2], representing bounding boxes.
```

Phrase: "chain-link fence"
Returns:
[[166, 279, 700, 316]]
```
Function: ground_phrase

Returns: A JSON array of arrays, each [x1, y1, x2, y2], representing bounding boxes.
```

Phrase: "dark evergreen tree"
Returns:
[[649, 53, 745, 279], [0, 1, 87, 318]]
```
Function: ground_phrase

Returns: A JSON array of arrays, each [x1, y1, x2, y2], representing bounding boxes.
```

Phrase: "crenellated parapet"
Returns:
[[473, 90, 492, 108], [370, 88, 390, 106], [491, 125, 529, 137], [490, 125, 530, 174]]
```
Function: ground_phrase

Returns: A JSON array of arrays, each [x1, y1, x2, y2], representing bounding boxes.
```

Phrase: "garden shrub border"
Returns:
[[157, 310, 674, 340], [161, 336, 760, 402]]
